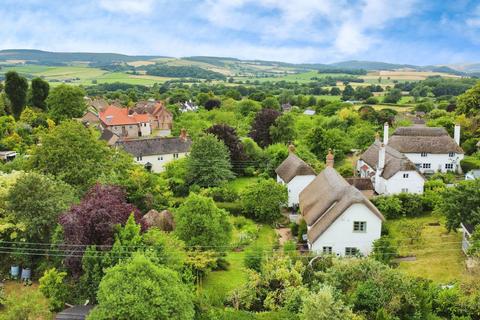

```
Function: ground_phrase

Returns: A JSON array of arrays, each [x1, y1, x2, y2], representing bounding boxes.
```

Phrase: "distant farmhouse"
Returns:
[[131, 100, 173, 136]]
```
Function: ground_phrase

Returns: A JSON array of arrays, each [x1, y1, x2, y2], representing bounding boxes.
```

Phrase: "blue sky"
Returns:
[[1, 0, 480, 64]]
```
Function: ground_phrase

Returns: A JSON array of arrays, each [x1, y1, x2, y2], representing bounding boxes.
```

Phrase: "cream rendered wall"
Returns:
[[384, 171, 424, 194], [404, 153, 464, 173], [133, 152, 188, 172], [286, 175, 316, 207], [310, 203, 382, 256], [139, 122, 152, 137]]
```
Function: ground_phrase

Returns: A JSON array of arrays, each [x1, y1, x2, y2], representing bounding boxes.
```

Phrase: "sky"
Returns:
[[1, 0, 480, 65]]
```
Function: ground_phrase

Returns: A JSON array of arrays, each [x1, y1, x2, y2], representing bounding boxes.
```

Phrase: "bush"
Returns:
[[216, 201, 243, 215], [372, 196, 403, 219], [298, 220, 308, 243], [461, 156, 480, 172], [371, 236, 398, 265], [241, 179, 287, 224], [244, 246, 264, 272], [201, 185, 239, 202], [39, 268, 68, 312]]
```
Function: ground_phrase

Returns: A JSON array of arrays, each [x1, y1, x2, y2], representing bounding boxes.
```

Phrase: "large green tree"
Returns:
[[30, 77, 50, 110], [241, 178, 287, 223], [456, 81, 480, 115], [175, 193, 232, 248], [186, 134, 235, 187], [7, 172, 77, 243], [306, 127, 352, 162], [87, 254, 194, 320], [4, 71, 28, 119], [270, 113, 296, 145], [47, 84, 86, 122]]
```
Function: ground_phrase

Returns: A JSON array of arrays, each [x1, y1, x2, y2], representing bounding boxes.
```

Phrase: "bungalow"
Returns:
[[299, 165, 384, 256], [116, 129, 192, 173], [99, 105, 151, 138], [276, 146, 316, 208], [386, 123, 464, 174]]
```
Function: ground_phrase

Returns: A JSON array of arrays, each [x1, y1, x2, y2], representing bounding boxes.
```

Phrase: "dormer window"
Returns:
[[449, 152, 455, 157], [421, 152, 427, 157]]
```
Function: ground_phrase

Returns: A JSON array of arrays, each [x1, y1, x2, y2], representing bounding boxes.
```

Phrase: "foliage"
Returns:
[[249, 108, 280, 147], [461, 155, 480, 172], [300, 285, 357, 320], [145, 64, 226, 80], [306, 127, 352, 162], [163, 157, 189, 196], [456, 81, 480, 115], [397, 220, 424, 244], [30, 77, 50, 110], [270, 113, 296, 145], [383, 88, 402, 104], [47, 84, 86, 122], [241, 179, 287, 224], [87, 254, 195, 320], [187, 134, 235, 187], [206, 124, 248, 174], [7, 172, 77, 243], [1, 288, 51, 320], [39, 268, 68, 312], [4, 71, 28, 119], [371, 236, 398, 265], [262, 96, 280, 110], [467, 226, 480, 257], [244, 246, 264, 272], [175, 193, 232, 249]]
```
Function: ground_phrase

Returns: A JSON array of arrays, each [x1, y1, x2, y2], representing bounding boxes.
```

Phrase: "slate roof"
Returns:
[[99, 129, 119, 145], [360, 140, 420, 179], [388, 126, 463, 154], [56, 305, 94, 320], [299, 167, 384, 244], [116, 137, 192, 157], [275, 154, 316, 183]]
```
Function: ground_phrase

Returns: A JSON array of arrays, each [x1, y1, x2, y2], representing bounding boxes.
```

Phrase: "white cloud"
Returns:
[[98, 0, 155, 14]]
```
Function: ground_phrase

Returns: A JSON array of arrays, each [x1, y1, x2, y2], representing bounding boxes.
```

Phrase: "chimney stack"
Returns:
[[180, 128, 188, 141], [288, 144, 296, 154], [383, 122, 389, 145], [326, 149, 334, 167], [378, 143, 386, 171], [454, 124, 461, 146]]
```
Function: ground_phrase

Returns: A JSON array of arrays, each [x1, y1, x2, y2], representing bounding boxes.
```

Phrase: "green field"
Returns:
[[235, 71, 358, 83]]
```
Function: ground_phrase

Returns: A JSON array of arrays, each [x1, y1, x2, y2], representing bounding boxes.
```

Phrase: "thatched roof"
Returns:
[[345, 177, 374, 191], [275, 154, 316, 183], [388, 126, 463, 154], [299, 167, 384, 244], [360, 141, 420, 179], [141, 209, 174, 231]]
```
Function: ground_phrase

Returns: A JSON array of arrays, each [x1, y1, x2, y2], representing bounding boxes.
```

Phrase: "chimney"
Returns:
[[288, 144, 296, 154], [179, 128, 188, 141], [383, 122, 389, 145], [378, 143, 386, 171], [454, 124, 461, 146], [326, 149, 334, 167], [375, 132, 380, 142]]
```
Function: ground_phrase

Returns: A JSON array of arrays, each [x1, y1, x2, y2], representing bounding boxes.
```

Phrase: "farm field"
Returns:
[[386, 214, 474, 283]]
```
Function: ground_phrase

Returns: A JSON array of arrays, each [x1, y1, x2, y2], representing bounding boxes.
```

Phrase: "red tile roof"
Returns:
[[99, 105, 150, 126]]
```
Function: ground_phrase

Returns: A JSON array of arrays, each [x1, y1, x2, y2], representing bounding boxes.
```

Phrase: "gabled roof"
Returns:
[[116, 137, 192, 157], [99, 105, 150, 126], [299, 167, 384, 244], [99, 129, 119, 146], [275, 154, 316, 183], [388, 126, 463, 154], [345, 177, 374, 191], [360, 141, 421, 179]]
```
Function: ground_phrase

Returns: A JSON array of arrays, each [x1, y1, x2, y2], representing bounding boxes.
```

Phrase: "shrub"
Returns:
[[201, 186, 239, 202], [298, 220, 308, 243], [216, 201, 243, 215], [461, 156, 480, 172], [39, 268, 68, 312], [244, 246, 264, 272], [241, 179, 287, 224], [371, 236, 398, 265], [372, 196, 403, 219]]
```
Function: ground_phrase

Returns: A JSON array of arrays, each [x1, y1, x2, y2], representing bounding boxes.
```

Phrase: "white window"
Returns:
[[401, 188, 409, 193], [158, 156, 163, 161], [353, 221, 367, 232], [422, 163, 431, 169], [449, 152, 455, 157], [173, 153, 179, 159], [322, 246, 332, 254], [403, 173, 409, 178], [421, 152, 428, 157], [445, 163, 454, 170], [345, 247, 358, 256]]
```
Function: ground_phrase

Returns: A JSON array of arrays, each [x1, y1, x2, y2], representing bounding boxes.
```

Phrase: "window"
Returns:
[[173, 153, 179, 159], [353, 221, 367, 232], [421, 152, 428, 157], [136, 156, 143, 161], [422, 163, 431, 169], [158, 156, 163, 161], [445, 163, 454, 170], [403, 173, 409, 178], [449, 152, 455, 157], [322, 246, 332, 254], [345, 247, 358, 256], [401, 188, 409, 193]]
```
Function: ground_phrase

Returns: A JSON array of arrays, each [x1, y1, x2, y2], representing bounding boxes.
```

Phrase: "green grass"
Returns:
[[227, 177, 262, 193], [386, 214, 474, 283], [235, 71, 356, 83], [201, 224, 277, 302], [315, 94, 342, 102]]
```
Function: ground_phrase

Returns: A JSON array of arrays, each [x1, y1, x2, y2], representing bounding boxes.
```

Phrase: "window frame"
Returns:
[[322, 246, 332, 254], [403, 173, 409, 178], [421, 152, 428, 157], [353, 221, 367, 233], [345, 247, 358, 256]]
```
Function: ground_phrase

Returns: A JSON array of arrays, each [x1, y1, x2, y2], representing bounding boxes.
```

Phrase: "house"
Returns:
[[99, 105, 151, 138], [99, 129, 120, 146], [116, 129, 192, 173], [466, 169, 480, 180], [180, 100, 199, 113], [386, 124, 464, 174], [0, 151, 17, 162], [80, 110, 100, 126], [357, 130, 425, 195], [461, 222, 475, 255], [56, 305, 94, 320], [299, 164, 384, 256], [131, 100, 173, 136], [345, 177, 375, 198], [275, 146, 316, 208]]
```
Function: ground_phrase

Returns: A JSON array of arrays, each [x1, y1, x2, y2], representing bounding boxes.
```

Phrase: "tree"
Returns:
[[306, 127, 352, 162], [4, 71, 28, 119], [87, 254, 194, 320], [175, 193, 232, 249], [186, 134, 235, 187], [341, 85, 355, 101], [270, 113, 296, 145], [457, 81, 480, 115], [249, 108, 280, 148], [371, 236, 398, 265], [206, 124, 247, 173], [238, 99, 261, 116], [300, 286, 356, 320], [241, 179, 287, 224], [261, 96, 280, 110], [440, 179, 480, 231], [205, 98, 221, 110], [47, 84, 86, 122], [7, 172, 77, 243], [39, 268, 68, 312], [30, 120, 113, 191], [383, 88, 402, 104], [330, 87, 341, 95], [30, 77, 50, 110]]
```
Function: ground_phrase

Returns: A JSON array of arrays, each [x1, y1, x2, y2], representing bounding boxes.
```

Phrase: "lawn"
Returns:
[[0, 281, 52, 319], [385, 214, 474, 283], [201, 224, 277, 303], [227, 177, 263, 193]]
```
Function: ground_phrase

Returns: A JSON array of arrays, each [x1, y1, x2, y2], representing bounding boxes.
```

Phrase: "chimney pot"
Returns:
[[288, 144, 296, 154], [326, 149, 334, 167]]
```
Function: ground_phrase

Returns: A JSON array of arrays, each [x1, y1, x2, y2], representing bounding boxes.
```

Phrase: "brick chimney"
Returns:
[[179, 128, 188, 141], [288, 144, 296, 154], [326, 149, 334, 167]]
